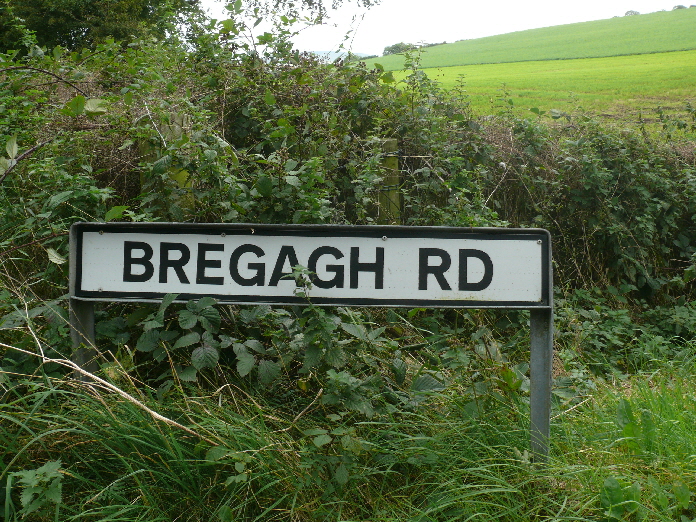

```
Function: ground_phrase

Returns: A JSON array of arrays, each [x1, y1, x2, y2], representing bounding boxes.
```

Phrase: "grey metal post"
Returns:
[[529, 307, 553, 462], [69, 225, 98, 379], [69, 298, 97, 379]]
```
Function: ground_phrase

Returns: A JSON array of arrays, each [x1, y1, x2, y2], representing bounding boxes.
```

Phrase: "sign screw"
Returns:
[[537, 239, 542, 244], [382, 236, 388, 241], [221, 233, 226, 237], [99, 230, 104, 235]]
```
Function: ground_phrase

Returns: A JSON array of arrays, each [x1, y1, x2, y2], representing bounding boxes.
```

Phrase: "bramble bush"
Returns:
[[2, 6, 696, 519]]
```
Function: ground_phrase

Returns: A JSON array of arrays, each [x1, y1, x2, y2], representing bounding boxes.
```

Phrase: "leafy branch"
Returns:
[[0, 66, 88, 95]]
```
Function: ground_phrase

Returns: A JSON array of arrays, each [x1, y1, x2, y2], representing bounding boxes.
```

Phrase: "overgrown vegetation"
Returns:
[[1, 2, 696, 520]]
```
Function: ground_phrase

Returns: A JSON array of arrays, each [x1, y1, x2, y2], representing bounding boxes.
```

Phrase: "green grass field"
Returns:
[[369, 8, 696, 70], [416, 49, 696, 116]]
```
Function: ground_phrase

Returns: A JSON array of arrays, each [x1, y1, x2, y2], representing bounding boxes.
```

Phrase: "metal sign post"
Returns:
[[69, 222, 553, 460]]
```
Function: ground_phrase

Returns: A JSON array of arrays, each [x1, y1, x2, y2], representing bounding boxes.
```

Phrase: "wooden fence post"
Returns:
[[376, 138, 401, 224]]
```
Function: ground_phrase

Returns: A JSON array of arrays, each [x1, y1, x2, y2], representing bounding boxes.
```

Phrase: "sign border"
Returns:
[[70, 222, 551, 309]]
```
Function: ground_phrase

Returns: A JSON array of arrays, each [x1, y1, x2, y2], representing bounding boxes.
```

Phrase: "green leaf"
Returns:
[[313, 434, 332, 447], [136, 330, 159, 352], [245, 339, 266, 353], [334, 463, 349, 485], [674, 481, 691, 510], [152, 155, 172, 175], [61, 95, 86, 116], [392, 358, 407, 385], [411, 374, 445, 393], [196, 296, 217, 309], [264, 89, 276, 106], [340, 322, 367, 341], [157, 293, 178, 320], [206, 445, 231, 461], [284, 174, 301, 187], [46, 248, 67, 265], [48, 190, 73, 208], [616, 398, 635, 429], [255, 176, 273, 197], [178, 309, 198, 329], [84, 98, 108, 116], [191, 345, 219, 370], [218, 505, 235, 522], [302, 428, 328, 436], [257, 359, 281, 384], [105, 205, 129, 222], [600, 477, 625, 512], [5, 135, 18, 159], [234, 345, 256, 377], [198, 306, 221, 332], [0, 157, 10, 174], [173, 331, 200, 349], [177, 365, 198, 382]]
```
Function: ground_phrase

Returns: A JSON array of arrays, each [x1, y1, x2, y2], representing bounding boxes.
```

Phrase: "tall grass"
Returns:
[[3, 343, 696, 521]]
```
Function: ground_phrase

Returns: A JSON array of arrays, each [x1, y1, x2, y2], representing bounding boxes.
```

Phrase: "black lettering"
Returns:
[[123, 241, 154, 282], [230, 244, 266, 286], [459, 249, 493, 291], [418, 248, 452, 290], [159, 243, 190, 284], [350, 247, 384, 289], [308, 246, 344, 289], [269, 245, 300, 286], [196, 243, 224, 285]]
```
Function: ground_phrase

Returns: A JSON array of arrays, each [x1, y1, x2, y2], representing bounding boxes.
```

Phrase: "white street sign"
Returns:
[[70, 223, 551, 308]]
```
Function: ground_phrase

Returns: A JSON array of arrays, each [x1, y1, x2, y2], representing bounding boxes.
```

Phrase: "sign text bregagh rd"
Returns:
[[70, 223, 551, 308]]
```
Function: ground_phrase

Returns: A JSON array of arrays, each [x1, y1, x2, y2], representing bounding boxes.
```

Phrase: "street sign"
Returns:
[[69, 222, 553, 461], [70, 223, 551, 308]]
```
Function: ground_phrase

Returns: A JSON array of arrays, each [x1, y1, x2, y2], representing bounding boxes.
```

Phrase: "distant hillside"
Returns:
[[369, 8, 696, 70]]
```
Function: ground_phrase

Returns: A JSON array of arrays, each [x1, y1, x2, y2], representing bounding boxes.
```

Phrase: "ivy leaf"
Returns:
[[173, 331, 200, 349], [257, 359, 281, 384], [191, 344, 219, 370]]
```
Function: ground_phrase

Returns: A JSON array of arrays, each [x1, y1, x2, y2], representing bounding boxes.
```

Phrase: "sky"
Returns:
[[200, 0, 681, 56]]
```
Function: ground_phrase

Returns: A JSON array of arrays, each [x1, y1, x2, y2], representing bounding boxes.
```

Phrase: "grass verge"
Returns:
[[2, 342, 696, 520]]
